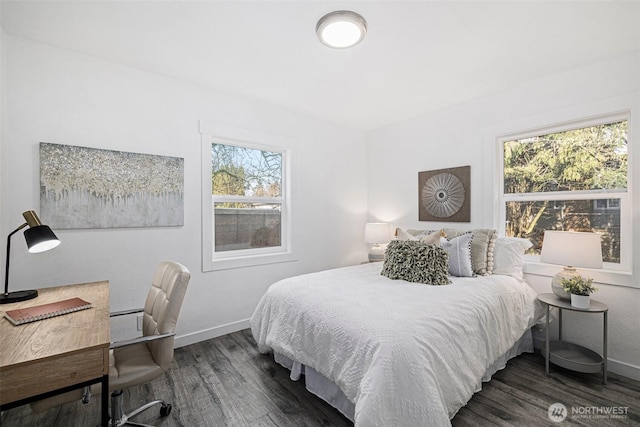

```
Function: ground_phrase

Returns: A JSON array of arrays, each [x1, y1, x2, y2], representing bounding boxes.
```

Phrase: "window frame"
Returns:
[[200, 122, 294, 271], [496, 112, 632, 277]]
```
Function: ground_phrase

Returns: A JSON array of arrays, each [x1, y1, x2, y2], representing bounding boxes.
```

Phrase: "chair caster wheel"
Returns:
[[160, 403, 172, 417]]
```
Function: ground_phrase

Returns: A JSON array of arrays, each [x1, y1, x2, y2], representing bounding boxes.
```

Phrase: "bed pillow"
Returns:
[[492, 237, 533, 280], [395, 227, 420, 241], [381, 240, 451, 285], [396, 228, 446, 245], [420, 230, 446, 245], [396, 228, 443, 242], [441, 232, 474, 277], [443, 228, 497, 276]]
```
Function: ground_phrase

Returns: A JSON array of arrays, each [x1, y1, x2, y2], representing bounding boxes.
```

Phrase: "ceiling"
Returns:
[[2, 1, 639, 131]]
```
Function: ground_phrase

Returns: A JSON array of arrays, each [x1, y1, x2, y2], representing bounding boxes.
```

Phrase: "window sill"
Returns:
[[523, 262, 635, 288], [203, 252, 297, 272]]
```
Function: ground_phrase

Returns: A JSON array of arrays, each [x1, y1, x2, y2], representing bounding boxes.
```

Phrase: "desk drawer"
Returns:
[[0, 347, 107, 405]]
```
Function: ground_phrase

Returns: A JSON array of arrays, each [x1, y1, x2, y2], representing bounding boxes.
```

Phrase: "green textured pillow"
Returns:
[[381, 240, 452, 285]]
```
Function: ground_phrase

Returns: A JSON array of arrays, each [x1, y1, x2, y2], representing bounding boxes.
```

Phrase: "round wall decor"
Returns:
[[421, 172, 465, 218]]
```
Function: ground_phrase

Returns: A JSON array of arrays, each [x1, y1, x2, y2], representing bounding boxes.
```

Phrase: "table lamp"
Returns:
[[1, 210, 61, 304], [364, 222, 390, 262], [540, 230, 602, 300]]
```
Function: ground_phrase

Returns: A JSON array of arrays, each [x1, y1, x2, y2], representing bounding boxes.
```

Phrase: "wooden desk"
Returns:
[[0, 281, 110, 426]]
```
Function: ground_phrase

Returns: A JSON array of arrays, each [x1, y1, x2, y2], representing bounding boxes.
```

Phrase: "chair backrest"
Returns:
[[143, 261, 190, 370]]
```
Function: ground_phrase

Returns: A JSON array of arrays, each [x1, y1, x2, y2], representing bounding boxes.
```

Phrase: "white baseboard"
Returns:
[[533, 336, 640, 381], [175, 318, 251, 348], [607, 358, 640, 382]]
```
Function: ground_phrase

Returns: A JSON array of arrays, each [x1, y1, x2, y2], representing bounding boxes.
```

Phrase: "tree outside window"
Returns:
[[211, 142, 284, 253], [502, 119, 628, 264]]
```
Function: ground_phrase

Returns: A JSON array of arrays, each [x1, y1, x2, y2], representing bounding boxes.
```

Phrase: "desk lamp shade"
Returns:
[[1, 210, 60, 304], [24, 225, 60, 253], [364, 222, 390, 262], [540, 230, 602, 300]]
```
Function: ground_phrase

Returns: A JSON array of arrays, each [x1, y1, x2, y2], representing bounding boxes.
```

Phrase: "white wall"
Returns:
[[1, 36, 368, 345], [1, 19, 5, 238], [367, 50, 640, 379]]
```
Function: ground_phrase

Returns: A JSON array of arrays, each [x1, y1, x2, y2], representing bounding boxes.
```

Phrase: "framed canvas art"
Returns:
[[40, 142, 184, 229], [418, 165, 470, 222]]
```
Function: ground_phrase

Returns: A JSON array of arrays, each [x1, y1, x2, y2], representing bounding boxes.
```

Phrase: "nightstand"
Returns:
[[537, 293, 608, 384]]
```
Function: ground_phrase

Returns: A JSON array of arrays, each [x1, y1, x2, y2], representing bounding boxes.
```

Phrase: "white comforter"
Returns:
[[251, 263, 541, 426]]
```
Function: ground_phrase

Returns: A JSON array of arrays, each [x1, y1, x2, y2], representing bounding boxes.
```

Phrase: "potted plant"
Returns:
[[561, 276, 598, 309]]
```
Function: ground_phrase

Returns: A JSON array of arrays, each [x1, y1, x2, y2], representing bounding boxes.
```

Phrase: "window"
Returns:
[[212, 142, 284, 252], [593, 199, 620, 210], [499, 114, 630, 270], [200, 123, 292, 271]]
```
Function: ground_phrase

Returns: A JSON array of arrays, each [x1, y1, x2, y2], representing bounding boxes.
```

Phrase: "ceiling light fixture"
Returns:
[[316, 10, 367, 49]]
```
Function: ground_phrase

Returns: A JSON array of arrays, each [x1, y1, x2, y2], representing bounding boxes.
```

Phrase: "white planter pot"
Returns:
[[571, 294, 590, 309]]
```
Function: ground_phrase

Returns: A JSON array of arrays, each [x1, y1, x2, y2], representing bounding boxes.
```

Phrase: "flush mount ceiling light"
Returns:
[[316, 10, 367, 49]]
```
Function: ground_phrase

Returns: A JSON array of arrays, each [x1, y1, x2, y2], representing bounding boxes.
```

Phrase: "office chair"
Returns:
[[31, 261, 190, 427]]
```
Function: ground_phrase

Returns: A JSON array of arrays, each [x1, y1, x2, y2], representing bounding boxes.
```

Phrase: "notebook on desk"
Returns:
[[4, 297, 92, 326]]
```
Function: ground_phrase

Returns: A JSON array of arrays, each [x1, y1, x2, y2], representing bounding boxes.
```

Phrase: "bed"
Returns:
[[251, 231, 544, 426]]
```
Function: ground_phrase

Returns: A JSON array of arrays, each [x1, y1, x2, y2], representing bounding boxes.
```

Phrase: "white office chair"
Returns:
[[31, 261, 190, 427]]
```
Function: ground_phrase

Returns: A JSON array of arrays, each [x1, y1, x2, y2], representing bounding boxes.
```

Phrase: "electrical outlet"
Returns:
[[136, 314, 143, 331]]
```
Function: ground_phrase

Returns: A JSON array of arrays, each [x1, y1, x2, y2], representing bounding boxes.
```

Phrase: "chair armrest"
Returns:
[[110, 332, 176, 349], [110, 308, 144, 317]]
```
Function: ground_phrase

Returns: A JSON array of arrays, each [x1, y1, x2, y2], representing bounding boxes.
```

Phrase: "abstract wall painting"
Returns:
[[40, 142, 184, 229], [418, 165, 470, 222]]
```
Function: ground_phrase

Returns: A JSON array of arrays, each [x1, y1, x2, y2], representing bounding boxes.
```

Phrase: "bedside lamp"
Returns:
[[364, 222, 390, 262], [1, 210, 61, 304], [540, 230, 602, 300]]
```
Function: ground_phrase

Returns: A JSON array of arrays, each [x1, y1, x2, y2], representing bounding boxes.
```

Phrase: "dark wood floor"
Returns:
[[2, 329, 638, 426]]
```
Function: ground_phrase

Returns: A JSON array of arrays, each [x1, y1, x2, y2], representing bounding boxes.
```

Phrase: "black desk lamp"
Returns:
[[1, 210, 60, 304]]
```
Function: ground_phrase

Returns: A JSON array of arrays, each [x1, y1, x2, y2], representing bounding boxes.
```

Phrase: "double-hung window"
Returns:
[[498, 114, 630, 272], [200, 123, 292, 271]]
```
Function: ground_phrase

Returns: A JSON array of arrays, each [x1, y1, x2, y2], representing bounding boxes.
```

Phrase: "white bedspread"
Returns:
[[251, 263, 542, 426]]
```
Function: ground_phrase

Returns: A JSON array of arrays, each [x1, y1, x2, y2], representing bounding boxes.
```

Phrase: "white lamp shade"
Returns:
[[540, 230, 603, 269], [364, 223, 390, 244]]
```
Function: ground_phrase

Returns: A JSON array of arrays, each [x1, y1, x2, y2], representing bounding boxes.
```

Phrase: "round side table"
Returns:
[[537, 293, 608, 384]]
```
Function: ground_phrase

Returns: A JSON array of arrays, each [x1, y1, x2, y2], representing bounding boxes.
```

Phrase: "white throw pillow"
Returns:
[[395, 228, 419, 241], [396, 228, 445, 245], [492, 237, 533, 280]]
